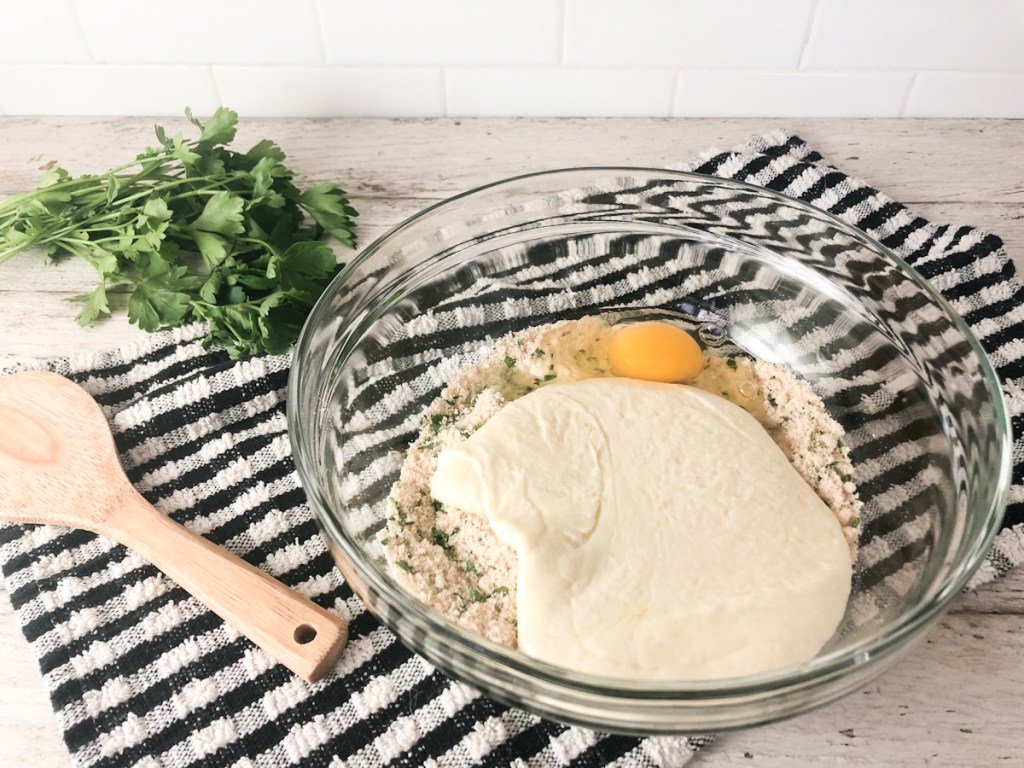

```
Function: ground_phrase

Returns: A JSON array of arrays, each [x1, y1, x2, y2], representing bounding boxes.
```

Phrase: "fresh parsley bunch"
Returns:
[[0, 107, 357, 358]]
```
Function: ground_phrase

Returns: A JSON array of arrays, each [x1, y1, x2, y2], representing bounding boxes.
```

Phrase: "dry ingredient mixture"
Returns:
[[382, 316, 862, 647]]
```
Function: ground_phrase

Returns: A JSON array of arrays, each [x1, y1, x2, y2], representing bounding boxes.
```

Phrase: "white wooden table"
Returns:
[[1, 117, 1022, 766]]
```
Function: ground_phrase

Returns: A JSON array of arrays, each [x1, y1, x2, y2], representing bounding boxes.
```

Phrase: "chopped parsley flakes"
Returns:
[[468, 586, 488, 603]]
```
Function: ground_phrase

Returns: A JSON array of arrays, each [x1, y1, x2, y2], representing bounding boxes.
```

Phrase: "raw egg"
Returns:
[[609, 321, 703, 383]]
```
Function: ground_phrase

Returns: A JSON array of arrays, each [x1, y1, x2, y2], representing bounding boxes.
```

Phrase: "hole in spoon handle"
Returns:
[[294, 623, 318, 645]]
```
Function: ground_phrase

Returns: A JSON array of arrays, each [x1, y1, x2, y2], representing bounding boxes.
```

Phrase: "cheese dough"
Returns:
[[431, 377, 852, 680]]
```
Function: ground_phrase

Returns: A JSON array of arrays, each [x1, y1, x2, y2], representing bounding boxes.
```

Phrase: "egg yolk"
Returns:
[[608, 321, 704, 383]]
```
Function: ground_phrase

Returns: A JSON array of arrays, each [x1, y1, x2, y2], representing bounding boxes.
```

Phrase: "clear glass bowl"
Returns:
[[288, 168, 1011, 733]]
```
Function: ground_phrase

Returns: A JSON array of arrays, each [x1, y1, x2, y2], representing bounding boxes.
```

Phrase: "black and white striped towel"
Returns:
[[1, 131, 1020, 768]]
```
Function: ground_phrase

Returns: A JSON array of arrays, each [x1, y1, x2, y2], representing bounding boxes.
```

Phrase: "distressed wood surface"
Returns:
[[0, 117, 1022, 767]]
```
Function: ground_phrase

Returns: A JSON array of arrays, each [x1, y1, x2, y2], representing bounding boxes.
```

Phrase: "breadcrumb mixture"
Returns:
[[382, 317, 862, 646]]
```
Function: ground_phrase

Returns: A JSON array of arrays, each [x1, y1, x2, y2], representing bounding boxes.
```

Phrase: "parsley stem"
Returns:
[[0, 175, 235, 262], [236, 235, 279, 256]]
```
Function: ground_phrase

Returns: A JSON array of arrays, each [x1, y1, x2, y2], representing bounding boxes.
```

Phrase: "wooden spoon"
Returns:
[[0, 370, 347, 682]]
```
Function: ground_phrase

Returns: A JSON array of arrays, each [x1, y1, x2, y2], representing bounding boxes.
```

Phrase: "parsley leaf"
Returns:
[[70, 284, 110, 326], [268, 241, 338, 301], [127, 253, 201, 331], [187, 105, 238, 145], [299, 183, 359, 248], [190, 191, 246, 237]]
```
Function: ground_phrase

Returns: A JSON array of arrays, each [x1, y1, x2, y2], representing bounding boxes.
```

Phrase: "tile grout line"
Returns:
[[797, 0, 821, 70], [67, 0, 98, 63], [559, 0, 568, 66], [900, 71, 920, 118], [441, 69, 450, 118], [309, 0, 330, 64], [208, 66, 225, 110]]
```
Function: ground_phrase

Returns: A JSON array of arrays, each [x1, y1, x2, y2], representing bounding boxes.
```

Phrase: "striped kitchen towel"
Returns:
[[0, 131, 1020, 768]]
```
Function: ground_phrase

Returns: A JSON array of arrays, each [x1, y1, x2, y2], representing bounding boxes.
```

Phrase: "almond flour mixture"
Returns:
[[382, 316, 862, 646]]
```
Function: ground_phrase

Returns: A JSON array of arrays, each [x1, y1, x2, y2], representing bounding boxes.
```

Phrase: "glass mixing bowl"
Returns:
[[288, 168, 1011, 733]]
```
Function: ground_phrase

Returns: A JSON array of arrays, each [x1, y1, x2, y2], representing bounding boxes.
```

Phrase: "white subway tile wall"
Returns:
[[215, 68, 445, 117], [1, 1, 91, 64], [906, 73, 1024, 118], [0, 0, 1021, 117], [446, 69, 676, 116], [802, 0, 1024, 71], [317, 0, 562, 66], [0, 65, 220, 116], [75, 0, 324, 64], [562, 0, 815, 69], [674, 72, 914, 118]]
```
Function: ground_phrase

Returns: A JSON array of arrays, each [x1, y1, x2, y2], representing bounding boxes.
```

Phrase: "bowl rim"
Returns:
[[288, 166, 1013, 700]]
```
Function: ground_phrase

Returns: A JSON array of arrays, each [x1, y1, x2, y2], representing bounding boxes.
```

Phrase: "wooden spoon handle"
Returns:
[[113, 487, 347, 682]]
